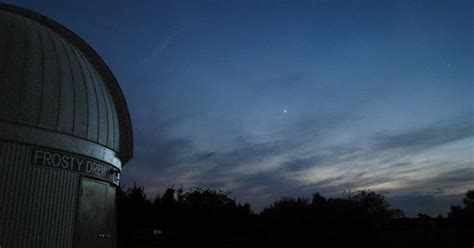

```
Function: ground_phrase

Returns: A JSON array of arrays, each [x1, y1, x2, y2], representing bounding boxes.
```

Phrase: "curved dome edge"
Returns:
[[0, 2, 134, 164]]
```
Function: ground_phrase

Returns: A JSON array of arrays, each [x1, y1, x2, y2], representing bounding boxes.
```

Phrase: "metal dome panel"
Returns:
[[0, 5, 133, 164]]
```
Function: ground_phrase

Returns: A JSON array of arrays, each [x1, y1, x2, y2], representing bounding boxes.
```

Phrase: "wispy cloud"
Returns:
[[143, 28, 183, 62], [372, 115, 474, 151], [124, 113, 473, 214]]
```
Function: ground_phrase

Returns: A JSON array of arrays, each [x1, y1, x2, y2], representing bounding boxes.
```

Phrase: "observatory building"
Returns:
[[0, 3, 133, 248]]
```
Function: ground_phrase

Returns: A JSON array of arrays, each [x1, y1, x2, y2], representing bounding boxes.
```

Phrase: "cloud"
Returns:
[[191, 139, 294, 181], [194, 152, 216, 162], [133, 132, 193, 170], [428, 167, 474, 185], [390, 162, 412, 167], [373, 115, 474, 151], [403, 167, 474, 194], [143, 28, 183, 62], [123, 111, 474, 215]]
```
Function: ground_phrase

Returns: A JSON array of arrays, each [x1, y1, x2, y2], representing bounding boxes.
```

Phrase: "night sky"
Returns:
[[8, 0, 473, 216]]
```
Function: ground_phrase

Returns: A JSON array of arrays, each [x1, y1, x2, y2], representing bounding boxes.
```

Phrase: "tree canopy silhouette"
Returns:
[[117, 185, 474, 248]]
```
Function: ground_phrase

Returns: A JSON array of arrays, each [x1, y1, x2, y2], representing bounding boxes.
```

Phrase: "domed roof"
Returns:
[[0, 4, 133, 164]]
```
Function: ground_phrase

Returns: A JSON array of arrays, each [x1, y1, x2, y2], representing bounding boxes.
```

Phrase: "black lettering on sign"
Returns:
[[31, 148, 119, 185]]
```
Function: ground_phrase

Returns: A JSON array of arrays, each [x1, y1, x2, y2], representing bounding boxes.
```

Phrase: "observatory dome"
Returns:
[[0, 4, 133, 166], [0, 4, 133, 247]]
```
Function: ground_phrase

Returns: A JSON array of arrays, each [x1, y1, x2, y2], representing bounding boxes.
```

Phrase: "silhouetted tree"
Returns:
[[448, 205, 462, 218], [117, 184, 474, 248], [310, 192, 327, 207], [463, 189, 474, 208]]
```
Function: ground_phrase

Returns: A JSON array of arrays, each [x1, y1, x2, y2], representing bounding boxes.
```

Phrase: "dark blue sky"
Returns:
[[9, 0, 473, 216]]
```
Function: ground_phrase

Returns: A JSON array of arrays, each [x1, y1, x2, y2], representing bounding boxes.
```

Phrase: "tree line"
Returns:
[[117, 184, 474, 247]]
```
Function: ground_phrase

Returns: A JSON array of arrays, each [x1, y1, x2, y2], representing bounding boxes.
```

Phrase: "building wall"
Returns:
[[0, 139, 117, 248], [0, 140, 79, 248]]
